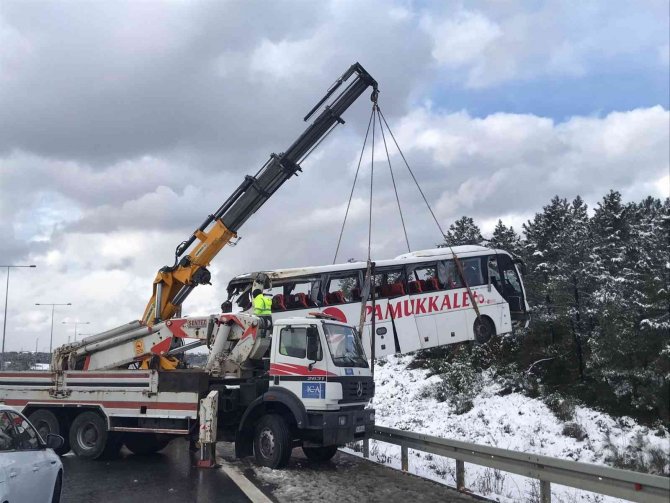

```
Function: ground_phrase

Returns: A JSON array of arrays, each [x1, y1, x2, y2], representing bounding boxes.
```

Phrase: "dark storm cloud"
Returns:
[[0, 0, 431, 167]]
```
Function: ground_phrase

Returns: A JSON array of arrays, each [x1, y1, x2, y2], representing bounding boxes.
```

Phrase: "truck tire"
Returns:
[[102, 432, 124, 458], [253, 414, 292, 468], [474, 316, 495, 344], [124, 433, 171, 455], [69, 411, 109, 459], [302, 445, 338, 462], [28, 410, 70, 455]]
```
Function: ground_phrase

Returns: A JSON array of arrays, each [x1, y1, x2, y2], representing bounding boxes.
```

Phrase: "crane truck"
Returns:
[[0, 63, 378, 468]]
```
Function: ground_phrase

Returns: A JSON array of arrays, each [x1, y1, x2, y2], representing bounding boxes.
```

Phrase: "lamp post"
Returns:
[[1, 264, 37, 370], [35, 302, 72, 355], [62, 321, 90, 343]]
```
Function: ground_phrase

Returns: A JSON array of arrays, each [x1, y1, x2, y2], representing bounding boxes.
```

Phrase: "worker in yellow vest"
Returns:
[[253, 288, 273, 336]]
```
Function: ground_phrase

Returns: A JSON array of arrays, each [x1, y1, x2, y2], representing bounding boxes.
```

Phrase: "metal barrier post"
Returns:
[[456, 460, 465, 491], [540, 480, 551, 503], [363, 437, 370, 459], [401, 445, 408, 472]]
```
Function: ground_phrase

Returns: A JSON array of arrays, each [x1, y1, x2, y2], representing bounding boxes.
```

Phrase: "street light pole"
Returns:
[[35, 302, 72, 355], [1, 264, 37, 370]]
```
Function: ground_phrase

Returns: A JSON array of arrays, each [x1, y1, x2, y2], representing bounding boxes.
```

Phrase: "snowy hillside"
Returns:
[[346, 355, 670, 503]]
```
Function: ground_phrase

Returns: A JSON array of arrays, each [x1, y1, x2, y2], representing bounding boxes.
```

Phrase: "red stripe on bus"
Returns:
[[2, 399, 197, 411]]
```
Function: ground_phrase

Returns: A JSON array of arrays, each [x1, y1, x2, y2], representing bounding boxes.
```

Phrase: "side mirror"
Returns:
[[46, 433, 64, 451], [306, 326, 320, 366]]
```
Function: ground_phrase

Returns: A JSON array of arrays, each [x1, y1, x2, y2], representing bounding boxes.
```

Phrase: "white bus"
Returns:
[[224, 246, 529, 358]]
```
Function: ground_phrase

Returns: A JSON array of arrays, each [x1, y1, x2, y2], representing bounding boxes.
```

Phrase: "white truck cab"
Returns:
[[226, 314, 375, 467]]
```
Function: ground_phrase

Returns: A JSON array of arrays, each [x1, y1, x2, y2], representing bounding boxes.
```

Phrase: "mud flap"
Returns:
[[234, 429, 253, 458]]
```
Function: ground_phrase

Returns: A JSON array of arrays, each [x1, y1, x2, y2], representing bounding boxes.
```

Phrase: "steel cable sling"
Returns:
[[376, 108, 484, 325], [333, 101, 484, 357]]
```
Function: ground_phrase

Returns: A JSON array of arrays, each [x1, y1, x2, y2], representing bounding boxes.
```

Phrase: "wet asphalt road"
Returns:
[[60, 439, 250, 503]]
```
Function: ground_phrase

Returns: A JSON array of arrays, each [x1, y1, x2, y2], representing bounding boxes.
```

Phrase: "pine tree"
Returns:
[[489, 220, 523, 256], [439, 216, 484, 247]]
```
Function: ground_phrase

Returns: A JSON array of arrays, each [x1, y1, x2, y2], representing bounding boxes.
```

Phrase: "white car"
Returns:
[[0, 404, 63, 503]]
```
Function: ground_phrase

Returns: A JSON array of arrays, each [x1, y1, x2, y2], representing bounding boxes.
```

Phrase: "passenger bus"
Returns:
[[224, 246, 529, 358]]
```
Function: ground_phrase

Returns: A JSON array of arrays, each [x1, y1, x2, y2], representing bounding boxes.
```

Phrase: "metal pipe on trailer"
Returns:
[[72, 324, 161, 357], [76, 320, 143, 346]]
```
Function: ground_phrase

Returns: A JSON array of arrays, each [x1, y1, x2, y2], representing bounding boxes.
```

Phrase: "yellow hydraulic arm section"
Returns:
[[142, 62, 378, 326], [142, 220, 236, 325]]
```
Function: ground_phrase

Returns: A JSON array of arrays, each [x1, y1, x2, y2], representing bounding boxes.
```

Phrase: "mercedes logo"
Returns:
[[356, 381, 363, 397]]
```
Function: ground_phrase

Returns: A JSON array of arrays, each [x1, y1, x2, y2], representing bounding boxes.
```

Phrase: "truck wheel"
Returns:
[[124, 433, 171, 455], [302, 445, 338, 462], [101, 432, 124, 459], [253, 414, 292, 468], [69, 411, 109, 459], [474, 316, 495, 344], [28, 410, 70, 455]]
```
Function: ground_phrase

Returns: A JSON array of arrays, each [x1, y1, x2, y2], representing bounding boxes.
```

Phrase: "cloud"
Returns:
[[421, 2, 669, 88], [0, 0, 667, 353]]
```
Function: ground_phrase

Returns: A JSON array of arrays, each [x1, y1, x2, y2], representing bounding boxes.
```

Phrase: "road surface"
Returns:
[[60, 440, 250, 503], [59, 439, 480, 503], [217, 443, 480, 503]]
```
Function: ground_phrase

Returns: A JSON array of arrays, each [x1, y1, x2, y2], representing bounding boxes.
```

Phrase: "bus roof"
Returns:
[[228, 245, 509, 284]]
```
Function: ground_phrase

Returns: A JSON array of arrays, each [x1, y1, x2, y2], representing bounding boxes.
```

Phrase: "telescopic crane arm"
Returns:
[[142, 63, 378, 326]]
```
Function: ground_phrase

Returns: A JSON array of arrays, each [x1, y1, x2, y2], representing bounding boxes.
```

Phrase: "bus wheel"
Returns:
[[254, 414, 292, 468], [28, 409, 70, 455], [303, 445, 338, 462], [474, 317, 495, 344], [69, 411, 109, 459]]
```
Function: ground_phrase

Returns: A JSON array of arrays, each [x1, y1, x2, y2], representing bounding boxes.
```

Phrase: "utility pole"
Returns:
[[1, 264, 37, 370], [35, 302, 72, 355], [62, 321, 90, 342]]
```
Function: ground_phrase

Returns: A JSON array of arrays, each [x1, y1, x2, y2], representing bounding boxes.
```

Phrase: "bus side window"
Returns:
[[326, 273, 359, 304], [373, 268, 405, 298], [461, 257, 485, 286], [488, 255, 502, 294], [408, 263, 438, 294], [439, 260, 463, 289], [285, 280, 319, 309]]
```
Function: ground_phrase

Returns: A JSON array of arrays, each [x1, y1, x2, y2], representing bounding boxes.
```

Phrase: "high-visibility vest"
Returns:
[[253, 293, 272, 316]]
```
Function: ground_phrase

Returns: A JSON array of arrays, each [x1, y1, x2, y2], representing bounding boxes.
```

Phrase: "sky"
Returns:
[[0, 0, 668, 352]]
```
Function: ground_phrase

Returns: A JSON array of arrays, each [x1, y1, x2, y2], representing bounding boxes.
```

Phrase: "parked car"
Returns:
[[0, 404, 63, 503]]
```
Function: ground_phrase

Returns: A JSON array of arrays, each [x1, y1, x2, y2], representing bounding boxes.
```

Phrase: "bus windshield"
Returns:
[[322, 323, 368, 368]]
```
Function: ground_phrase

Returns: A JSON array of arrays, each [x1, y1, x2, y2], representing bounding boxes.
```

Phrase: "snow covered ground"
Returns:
[[344, 355, 670, 503]]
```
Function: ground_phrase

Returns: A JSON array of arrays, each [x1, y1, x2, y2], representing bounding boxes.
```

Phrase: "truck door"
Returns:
[[270, 324, 331, 410]]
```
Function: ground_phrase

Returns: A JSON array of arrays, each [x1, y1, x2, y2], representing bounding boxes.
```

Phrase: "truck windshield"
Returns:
[[323, 323, 368, 368]]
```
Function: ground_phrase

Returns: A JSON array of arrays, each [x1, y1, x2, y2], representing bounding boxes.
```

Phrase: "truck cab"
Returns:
[[228, 314, 374, 468]]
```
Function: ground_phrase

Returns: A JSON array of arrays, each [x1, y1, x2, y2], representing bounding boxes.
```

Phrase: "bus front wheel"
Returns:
[[474, 317, 495, 344]]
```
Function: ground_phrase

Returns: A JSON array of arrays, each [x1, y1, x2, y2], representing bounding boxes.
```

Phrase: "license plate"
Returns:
[[355, 425, 365, 433]]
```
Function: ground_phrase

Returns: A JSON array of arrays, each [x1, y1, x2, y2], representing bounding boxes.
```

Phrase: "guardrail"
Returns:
[[361, 426, 669, 503]]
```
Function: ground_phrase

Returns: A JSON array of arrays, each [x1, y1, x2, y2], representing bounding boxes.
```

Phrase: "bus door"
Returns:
[[406, 262, 441, 351], [365, 268, 420, 357], [429, 259, 481, 346], [496, 253, 528, 321]]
